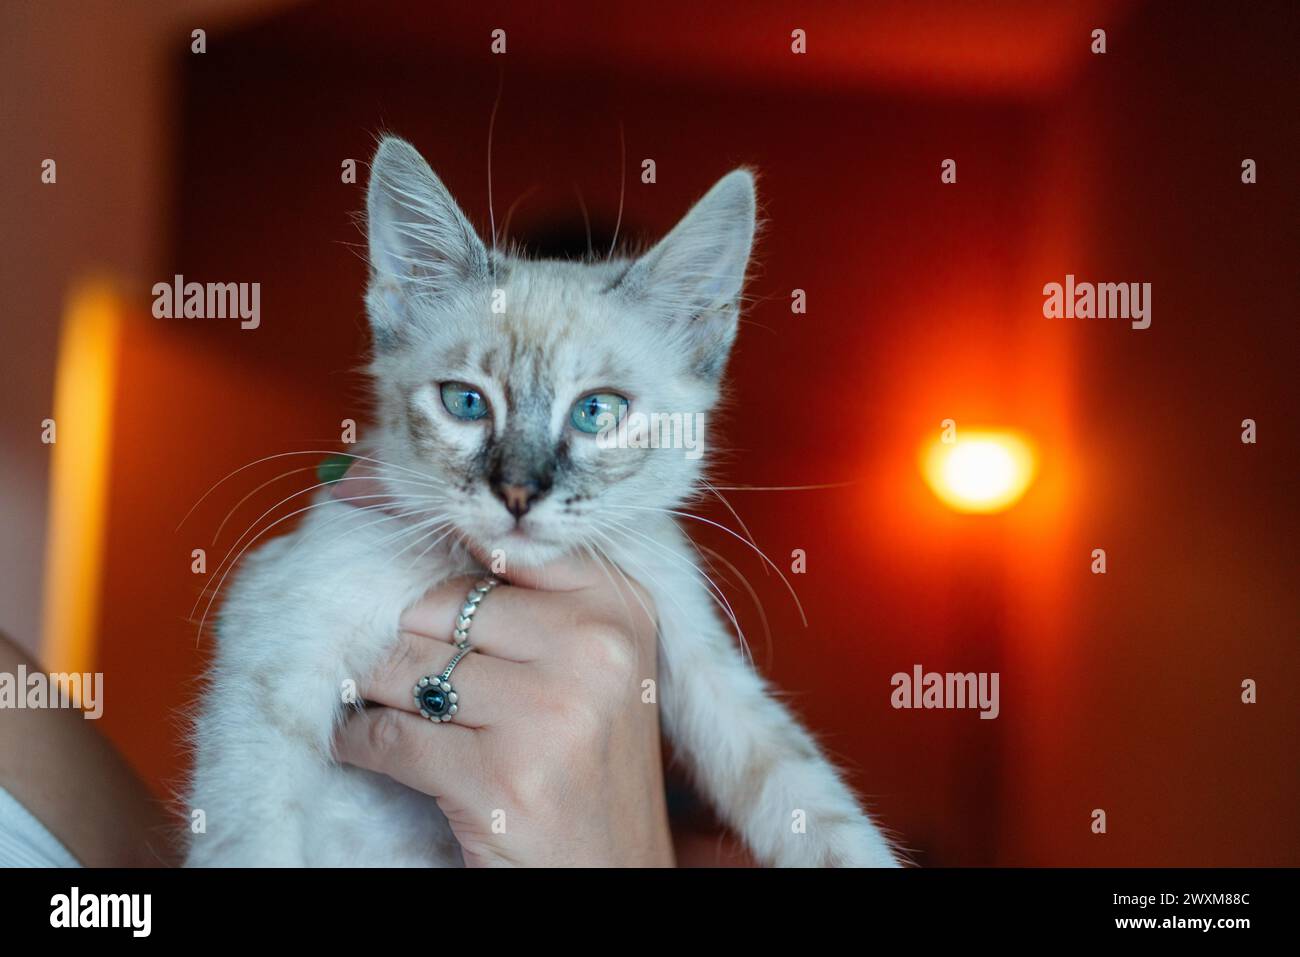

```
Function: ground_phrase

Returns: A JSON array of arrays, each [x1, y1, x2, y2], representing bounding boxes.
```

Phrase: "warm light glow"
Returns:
[[40, 281, 122, 672], [922, 429, 1036, 513]]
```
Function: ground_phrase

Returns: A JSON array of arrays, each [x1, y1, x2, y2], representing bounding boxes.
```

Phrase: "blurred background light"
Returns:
[[40, 280, 123, 673], [922, 428, 1036, 514]]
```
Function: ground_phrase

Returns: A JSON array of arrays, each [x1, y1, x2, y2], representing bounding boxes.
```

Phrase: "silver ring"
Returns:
[[414, 648, 471, 723], [453, 576, 503, 650]]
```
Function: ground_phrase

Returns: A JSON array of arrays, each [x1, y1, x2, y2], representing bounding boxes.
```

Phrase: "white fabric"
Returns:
[[0, 784, 81, 867]]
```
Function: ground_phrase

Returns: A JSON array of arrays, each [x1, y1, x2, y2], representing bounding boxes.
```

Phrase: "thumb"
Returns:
[[321, 455, 397, 509]]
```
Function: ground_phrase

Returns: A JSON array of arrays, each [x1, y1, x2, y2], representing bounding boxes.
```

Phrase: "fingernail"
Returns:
[[317, 453, 355, 485]]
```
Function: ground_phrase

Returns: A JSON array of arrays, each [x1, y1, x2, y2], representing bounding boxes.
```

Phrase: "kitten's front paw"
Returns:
[[781, 817, 904, 868], [824, 832, 905, 868]]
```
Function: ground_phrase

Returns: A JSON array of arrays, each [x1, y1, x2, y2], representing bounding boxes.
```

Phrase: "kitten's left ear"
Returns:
[[616, 169, 757, 376]]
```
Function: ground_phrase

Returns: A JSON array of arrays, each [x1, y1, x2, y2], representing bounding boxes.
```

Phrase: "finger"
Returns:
[[475, 547, 633, 594], [399, 577, 549, 660], [334, 705, 483, 805], [360, 631, 532, 728], [403, 573, 655, 671], [329, 473, 388, 503], [503, 551, 658, 632]]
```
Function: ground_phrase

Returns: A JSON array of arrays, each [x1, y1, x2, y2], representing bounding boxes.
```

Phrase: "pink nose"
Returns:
[[495, 482, 540, 519]]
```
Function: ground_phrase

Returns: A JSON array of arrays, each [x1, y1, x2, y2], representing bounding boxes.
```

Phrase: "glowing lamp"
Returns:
[[922, 429, 1036, 514]]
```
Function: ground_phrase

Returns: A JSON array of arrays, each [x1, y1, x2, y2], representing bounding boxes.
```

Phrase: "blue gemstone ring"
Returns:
[[414, 648, 471, 723]]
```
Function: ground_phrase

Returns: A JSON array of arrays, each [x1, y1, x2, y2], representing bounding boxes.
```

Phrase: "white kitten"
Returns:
[[184, 137, 900, 867]]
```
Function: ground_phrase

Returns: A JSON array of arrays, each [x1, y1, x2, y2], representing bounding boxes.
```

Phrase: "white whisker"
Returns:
[[601, 504, 807, 627], [192, 489, 442, 644], [696, 542, 773, 667], [606, 121, 625, 260], [176, 449, 443, 532], [584, 533, 667, 637], [699, 478, 768, 578], [599, 518, 751, 666]]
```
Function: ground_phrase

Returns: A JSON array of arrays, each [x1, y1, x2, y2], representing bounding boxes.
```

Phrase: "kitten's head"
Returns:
[[363, 136, 756, 567]]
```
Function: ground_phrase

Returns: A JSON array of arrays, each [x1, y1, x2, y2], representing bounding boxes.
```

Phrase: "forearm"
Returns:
[[0, 631, 176, 866]]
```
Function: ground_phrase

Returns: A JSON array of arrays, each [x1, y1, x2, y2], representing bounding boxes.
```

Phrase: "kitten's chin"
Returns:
[[470, 525, 574, 569]]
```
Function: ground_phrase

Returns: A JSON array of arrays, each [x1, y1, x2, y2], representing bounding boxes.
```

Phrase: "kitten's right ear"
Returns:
[[614, 169, 757, 378], [366, 136, 488, 340]]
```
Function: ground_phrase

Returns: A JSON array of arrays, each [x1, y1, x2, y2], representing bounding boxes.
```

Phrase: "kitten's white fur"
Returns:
[[185, 137, 900, 867]]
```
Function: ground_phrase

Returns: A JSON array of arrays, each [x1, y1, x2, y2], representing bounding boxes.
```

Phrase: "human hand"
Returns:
[[328, 464, 672, 867]]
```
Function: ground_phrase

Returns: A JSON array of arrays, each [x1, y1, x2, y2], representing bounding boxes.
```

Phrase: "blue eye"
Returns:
[[440, 382, 490, 420], [570, 392, 628, 434]]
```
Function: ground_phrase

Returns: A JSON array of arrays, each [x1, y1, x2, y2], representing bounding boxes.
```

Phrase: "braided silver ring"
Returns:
[[453, 576, 503, 650], [414, 648, 471, 722]]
